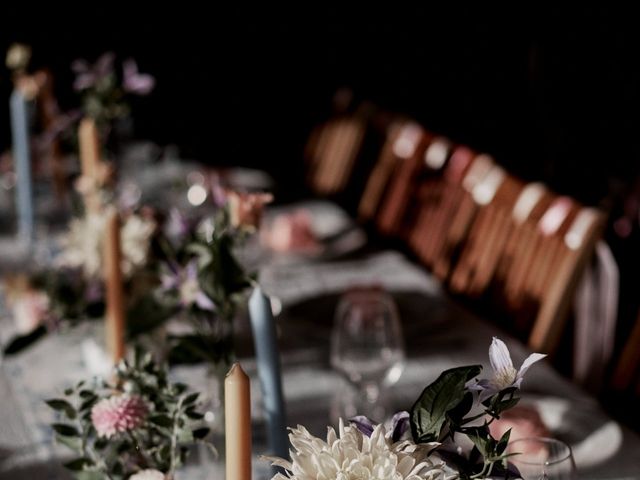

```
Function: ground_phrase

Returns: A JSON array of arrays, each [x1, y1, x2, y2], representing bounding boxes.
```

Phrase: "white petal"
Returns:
[[517, 352, 547, 380], [489, 337, 513, 373]]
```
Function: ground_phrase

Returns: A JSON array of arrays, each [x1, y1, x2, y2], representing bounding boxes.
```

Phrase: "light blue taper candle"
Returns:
[[248, 286, 288, 461], [10, 89, 34, 244]]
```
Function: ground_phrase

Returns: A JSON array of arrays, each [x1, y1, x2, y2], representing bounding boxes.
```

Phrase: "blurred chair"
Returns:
[[305, 102, 608, 359], [430, 153, 496, 281], [373, 123, 433, 236], [357, 119, 411, 223], [408, 146, 475, 272], [305, 101, 372, 198], [448, 166, 524, 296], [407, 149, 605, 356]]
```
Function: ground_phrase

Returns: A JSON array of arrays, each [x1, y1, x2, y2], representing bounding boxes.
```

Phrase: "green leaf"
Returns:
[[64, 457, 91, 471], [56, 434, 82, 452], [446, 391, 473, 429], [79, 395, 98, 412], [183, 392, 200, 405], [496, 428, 511, 456], [74, 471, 105, 480], [149, 414, 173, 427], [52, 423, 80, 437], [192, 427, 210, 440], [79, 390, 96, 398], [45, 399, 77, 419], [126, 293, 174, 337], [185, 408, 205, 420], [173, 382, 188, 394], [178, 427, 194, 443], [410, 365, 482, 443], [465, 425, 492, 457], [93, 437, 108, 450]]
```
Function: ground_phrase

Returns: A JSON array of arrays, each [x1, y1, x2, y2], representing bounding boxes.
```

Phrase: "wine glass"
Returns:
[[330, 288, 405, 422], [508, 437, 577, 480]]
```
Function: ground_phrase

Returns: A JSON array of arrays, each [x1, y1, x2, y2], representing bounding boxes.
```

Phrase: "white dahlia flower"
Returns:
[[266, 418, 445, 480]]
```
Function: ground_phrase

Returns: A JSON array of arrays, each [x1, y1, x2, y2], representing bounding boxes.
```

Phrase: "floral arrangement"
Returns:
[[46, 348, 212, 479], [2, 187, 273, 367], [72, 51, 155, 142], [267, 337, 546, 479], [155, 192, 273, 366]]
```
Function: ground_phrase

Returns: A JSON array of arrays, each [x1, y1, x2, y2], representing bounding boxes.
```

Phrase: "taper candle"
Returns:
[[10, 88, 34, 243], [225, 362, 252, 480], [78, 117, 100, 180], [248, 287, 288, 460], [103, 208, 125, 364]]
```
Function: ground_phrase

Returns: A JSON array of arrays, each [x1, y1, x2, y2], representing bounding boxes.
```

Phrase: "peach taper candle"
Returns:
[[103, 208, 125, 364], [78, 117, 100, 180], [225, 362, 252, 480]]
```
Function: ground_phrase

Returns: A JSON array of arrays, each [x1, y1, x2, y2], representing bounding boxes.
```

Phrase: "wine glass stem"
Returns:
[[363, 382, 380, 404]]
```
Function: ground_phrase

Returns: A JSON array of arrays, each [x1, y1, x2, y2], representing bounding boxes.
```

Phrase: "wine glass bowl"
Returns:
[[508, 437, 577, 480], [330, 288, 405, 420]]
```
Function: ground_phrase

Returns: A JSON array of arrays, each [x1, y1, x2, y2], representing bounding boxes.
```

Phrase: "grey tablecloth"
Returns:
[[1, 250, 640, 480]]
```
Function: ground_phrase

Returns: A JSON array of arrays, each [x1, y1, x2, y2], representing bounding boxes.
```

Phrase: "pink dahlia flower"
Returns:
[[91, 394, 148, 438]]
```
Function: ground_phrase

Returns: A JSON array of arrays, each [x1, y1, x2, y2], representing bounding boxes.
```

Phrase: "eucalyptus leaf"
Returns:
[[52, 423, 80, 437], [64, 457, 91, 471], [183, 392, 200, 405], [178, 428, 194, 443], [185, 408, 204, 420], [149, 414, 173, 427], [45, 398, 77, 419], [56, 434, 82, 452], [74, 471, 105, 480], [192, 427, 210, 440]]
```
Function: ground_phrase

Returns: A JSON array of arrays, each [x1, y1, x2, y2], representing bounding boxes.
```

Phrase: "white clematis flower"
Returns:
[[469, 337, 546, 400]]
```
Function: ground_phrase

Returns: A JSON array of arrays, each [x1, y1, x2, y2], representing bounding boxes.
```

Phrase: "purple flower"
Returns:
[[71, 52, 115, 91], [209, 173, 227, 208], [350, 411, 410, 443], [160, 260, 215, 311], [163, 208, 193, 247], [122, 58, 155, 95]]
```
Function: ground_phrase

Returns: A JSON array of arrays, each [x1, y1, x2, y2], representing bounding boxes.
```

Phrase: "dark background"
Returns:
[[3, 4, 640, 320], [2, 5, 640, 205], [3, 3, 640, 422]]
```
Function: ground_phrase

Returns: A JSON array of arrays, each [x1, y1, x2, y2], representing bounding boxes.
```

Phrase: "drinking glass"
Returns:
[[330, 288, 405, 421], [508, 437, 577, 480]]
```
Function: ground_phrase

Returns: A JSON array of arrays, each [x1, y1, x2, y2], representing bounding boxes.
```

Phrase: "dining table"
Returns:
[[1, 196, 640, 480]]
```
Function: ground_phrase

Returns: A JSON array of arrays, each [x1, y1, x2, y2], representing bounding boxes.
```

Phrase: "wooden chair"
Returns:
[[306, 106, 370, 197], [527, 206, 605, 353], [374, 124, 434, 236], [357, 119, 415, 223], [448, 168, 524, 296], [410, 163, 605, 356], [431, 153, 496, 281], [407, 145, 475, 270]]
